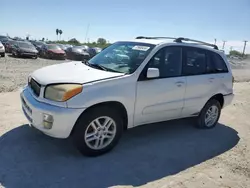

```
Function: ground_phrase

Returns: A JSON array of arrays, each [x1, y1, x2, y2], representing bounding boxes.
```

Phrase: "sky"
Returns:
[[1, 0, 250, 53]]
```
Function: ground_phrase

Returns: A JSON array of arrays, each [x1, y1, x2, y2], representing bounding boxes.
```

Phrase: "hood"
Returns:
[[20, 47, 38, 53], [31, 61, 124, 85], [49, 49, 65, 54]]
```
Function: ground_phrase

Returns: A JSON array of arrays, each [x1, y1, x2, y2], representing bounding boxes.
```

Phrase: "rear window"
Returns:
[[207, 52, 228, 73]]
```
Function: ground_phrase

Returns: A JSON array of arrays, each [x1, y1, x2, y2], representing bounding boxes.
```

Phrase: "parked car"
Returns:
[[93, 47, 102, 54], [56, 44, 68, 51], [12, 41, 38, 58], [0, 41, 5, 57], [30, 41, 46, 51], [0, 35, 9, 43], [39, 44, 66, 60], [20, 37, 234, 156], [66, 46, 90, 60], [4, 39, 17, 53]]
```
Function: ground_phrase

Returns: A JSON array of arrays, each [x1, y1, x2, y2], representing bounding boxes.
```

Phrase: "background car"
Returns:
[[39, 44, 66, 60], [0, 41, 5, 57], [12, 41, 38, 59], [4, 39, 17, 53], [0, 35, 9, 43], [56, 43, 68, 51], [30, 41, 46, 51], [65, 46, 90, 61]]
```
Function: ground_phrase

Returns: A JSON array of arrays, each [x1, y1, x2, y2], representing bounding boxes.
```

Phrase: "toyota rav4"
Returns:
[[20, 37, 234, 156]]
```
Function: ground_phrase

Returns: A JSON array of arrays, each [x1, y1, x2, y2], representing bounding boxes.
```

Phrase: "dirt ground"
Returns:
[[0, 55, 250, 188]]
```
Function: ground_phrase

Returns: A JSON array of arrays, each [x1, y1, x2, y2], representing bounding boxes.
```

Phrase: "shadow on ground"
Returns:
[[0, 119, 239, 188]]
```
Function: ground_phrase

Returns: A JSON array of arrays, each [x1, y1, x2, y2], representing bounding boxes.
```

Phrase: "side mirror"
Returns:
[[147, 68, 159, 78]]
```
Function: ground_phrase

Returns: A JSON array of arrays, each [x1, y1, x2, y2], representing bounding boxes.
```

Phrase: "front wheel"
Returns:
[[72, 106, 123, 156], [1, 53, 4, 57], [196, 99, 221, 129]]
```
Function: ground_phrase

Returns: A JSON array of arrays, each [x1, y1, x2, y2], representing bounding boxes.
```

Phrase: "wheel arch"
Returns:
[[70, 101, 128, 136], [209, 93, 224, 108]]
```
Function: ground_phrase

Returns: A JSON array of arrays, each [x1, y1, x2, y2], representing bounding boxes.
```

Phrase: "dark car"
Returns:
[[4, 39, 17, 53], [66, 46, 90, 61], [39, 44, 66, 60], [12, 41, 38, 58], [30, 41, 46, 51]]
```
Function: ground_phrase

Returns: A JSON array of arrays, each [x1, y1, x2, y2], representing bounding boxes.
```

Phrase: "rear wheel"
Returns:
[[196, 99, 221, 129], [1, 53, 4, 57], [72, 106, 123, 156]]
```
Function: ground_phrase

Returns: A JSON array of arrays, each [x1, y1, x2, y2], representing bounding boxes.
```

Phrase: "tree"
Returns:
[[97, 38, 107, 45], [59, 30, 63, 40], [56, 28, 59, 40], [229, 50, 242, 57], [42, 38, 45, 41], [68, 38, 80, 45]]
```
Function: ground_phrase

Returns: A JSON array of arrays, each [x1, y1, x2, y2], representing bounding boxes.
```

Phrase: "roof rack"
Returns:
[[174, 37, 218, 49], [135, 36, 219, 50], [135, 36, 177, 40]]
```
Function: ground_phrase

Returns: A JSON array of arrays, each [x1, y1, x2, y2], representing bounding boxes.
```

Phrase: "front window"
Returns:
[[88, 42, 155, 74], [18, 42, 35, 49]]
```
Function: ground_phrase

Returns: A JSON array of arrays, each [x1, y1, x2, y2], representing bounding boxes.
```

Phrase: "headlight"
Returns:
[[44, 84, 83, 102]]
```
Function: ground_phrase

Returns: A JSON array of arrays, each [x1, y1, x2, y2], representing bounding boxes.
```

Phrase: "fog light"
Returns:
[[43, 114, 54, 129]]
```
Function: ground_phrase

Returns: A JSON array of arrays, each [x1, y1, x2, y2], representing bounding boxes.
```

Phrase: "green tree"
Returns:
[[59, 30, 63, 40], [56, 29, 59, 40], [229, 50, 242, 57], [97, 38, 107, 45]]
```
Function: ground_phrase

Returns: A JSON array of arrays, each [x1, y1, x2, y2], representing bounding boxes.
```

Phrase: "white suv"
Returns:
[[20, 37, 234, 156], [0, 41, 5, 57]]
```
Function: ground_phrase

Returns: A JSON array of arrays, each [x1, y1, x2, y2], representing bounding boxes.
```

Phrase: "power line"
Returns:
[[242, 40, 248, 56]]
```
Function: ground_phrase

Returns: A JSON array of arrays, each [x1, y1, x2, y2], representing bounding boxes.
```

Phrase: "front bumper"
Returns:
[[20, 52, 37, 57], [20, 87, 84, 138]]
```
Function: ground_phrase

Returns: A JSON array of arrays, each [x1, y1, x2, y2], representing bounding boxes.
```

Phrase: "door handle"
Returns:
[[175, 81, 185, 87]]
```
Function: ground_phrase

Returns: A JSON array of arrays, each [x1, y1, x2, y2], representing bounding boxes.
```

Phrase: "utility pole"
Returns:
[[242, 40, 248, 56], [214, 38, 217, 45], [222, 40, 226, 49]]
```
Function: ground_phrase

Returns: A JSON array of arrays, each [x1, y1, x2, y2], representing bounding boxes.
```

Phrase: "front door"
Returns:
[[134, 46, 186, 126]]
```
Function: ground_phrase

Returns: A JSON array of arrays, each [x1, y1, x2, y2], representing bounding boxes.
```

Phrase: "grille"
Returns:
[[29, 78, 41, 97]]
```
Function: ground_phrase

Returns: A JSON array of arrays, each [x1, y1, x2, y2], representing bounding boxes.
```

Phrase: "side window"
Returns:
[[207, 52, 228, 73], [182, 47, 206, 76], [148, 47, 182, 78]]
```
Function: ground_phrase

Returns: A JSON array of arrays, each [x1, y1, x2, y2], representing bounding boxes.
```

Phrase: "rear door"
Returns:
[[181, 47, 222, 117]]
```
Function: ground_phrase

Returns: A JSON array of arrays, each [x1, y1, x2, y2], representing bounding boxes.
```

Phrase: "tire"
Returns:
[[1, 53, 4, 57], [34, 55, 38, 59], [196, 99, 221, 129], [72, 106, 123, 156]]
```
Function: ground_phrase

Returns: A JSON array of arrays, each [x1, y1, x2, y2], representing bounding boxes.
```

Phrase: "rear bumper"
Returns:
[[223, 93, 234, 108]]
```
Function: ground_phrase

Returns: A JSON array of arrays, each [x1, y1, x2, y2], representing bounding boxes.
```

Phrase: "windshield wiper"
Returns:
[[82, 60, 123, 73]]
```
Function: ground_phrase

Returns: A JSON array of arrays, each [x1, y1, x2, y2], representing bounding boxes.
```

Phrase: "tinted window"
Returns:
[[207, 52, 228, 73], [148, 47, 182, 78], [183, 47, 206, 76]]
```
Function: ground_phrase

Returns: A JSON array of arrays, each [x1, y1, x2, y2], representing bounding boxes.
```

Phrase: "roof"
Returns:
[[122, 37, 221, 53]]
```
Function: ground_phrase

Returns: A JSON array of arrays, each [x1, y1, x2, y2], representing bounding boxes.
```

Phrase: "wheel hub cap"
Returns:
[[205, 105, 219, 127], [84, 116, 117, 150]]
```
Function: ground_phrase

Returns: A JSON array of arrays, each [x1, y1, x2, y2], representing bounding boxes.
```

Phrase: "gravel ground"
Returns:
[[0, 55, 68, 92], [0, 54, 250, 188]]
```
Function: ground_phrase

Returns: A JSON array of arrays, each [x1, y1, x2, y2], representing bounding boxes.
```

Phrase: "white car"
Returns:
[[20, 37, 234, 156], [0, 42, 5, 57]]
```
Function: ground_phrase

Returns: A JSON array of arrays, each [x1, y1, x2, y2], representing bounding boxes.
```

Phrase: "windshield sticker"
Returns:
[[132, 46, 150, 51]]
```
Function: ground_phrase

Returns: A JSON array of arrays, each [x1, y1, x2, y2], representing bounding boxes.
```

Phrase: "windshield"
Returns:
[[34, 41, 44, 46], [18, 42, 35, 49], [88, 42, 155, 74], [47, 45, 61, 50]]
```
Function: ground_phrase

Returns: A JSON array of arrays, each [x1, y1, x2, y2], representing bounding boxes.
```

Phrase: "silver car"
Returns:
[[0, 42, 5, 57]]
